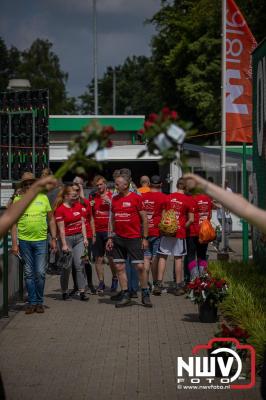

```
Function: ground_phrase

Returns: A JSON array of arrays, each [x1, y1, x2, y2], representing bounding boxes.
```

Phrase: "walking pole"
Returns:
[[2, 232, 9, 318]]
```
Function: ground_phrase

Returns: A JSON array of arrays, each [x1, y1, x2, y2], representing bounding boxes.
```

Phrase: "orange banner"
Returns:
[[226, 0, 257, 143]]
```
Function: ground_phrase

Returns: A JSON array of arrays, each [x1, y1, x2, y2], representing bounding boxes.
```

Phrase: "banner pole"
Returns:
[[221, 0, 227, 252]]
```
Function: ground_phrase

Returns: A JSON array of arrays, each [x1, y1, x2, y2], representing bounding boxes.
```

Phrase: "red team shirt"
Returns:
[[189, 194, 213, 236], [92, 192, 112, 232], [111, 192, 143, 238], [55, 202, 84, 236], [142, 192, 168, 237], [167, 193, 194, 239]]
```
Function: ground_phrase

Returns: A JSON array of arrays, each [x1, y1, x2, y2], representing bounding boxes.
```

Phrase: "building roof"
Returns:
[[49, 115, 145, 132]]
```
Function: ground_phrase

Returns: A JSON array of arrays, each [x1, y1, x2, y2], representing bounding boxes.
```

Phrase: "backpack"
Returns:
[[158, 209, 178, 237], [199, 219, 216, 244]]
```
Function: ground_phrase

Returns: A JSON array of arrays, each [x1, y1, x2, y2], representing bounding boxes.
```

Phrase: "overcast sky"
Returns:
[[0, 0, 161, 97]]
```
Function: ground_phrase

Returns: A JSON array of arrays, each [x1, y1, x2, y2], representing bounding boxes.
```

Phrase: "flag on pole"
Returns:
[[225, 0, 257, 143]]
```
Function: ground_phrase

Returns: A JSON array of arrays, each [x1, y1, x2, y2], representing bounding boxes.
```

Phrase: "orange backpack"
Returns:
[[199, 219, 216, 244], [158, 209, 178, 237]]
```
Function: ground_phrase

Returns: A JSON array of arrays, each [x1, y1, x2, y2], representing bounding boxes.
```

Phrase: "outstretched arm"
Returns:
[[184, 173, 266, 234], [0, 176, 57, 238]]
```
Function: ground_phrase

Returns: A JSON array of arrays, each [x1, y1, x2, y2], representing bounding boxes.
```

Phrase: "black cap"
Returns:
[[150, 175, 162, 185]]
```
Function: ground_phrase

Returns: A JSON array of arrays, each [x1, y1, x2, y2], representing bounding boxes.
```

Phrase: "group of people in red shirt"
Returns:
[[51, 169, 212, 308]]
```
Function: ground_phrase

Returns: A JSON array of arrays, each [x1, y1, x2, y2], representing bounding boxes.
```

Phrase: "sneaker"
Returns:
[[111, 291, 124, 301], [153, 282, 162, 296], [80, 292, 89, 301], [36, 304, 45, 313], [110, 277, 118, 292], [173, 287, 185, 296], [96, 281, 105, 294], [62, 293, 71, 301], [130, 290, 138, 298], [25, 305, 36, 314], [69, 289, 77, 297], [142, 292, 153, 308], [115, 291, 132, 308], [88, 285, 97, 295], [227, 247, 234, 253]]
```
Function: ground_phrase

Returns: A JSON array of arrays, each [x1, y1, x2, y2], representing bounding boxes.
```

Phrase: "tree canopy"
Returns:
[[79, 56, 163, 116], [0, 38, 76, 114]]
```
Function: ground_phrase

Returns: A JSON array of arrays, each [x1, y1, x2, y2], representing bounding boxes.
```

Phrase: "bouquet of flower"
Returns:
[[54, 120, 115, 179], [80, 247, 90, 262], [137, 107, 186, 165], [187, 273, 228, 306], [213, 323, 250, 359]]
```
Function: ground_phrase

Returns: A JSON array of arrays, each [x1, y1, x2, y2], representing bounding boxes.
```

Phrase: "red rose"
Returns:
[[144, 121, 154, 130], [170, 111, 178, 120], [106, 139, 113, 148], [222, 324, 232, 337], [162, 107, 171, 116], [148, 113, 159, 123], [104, 126, 115, 135], [138, 129, 145, 135]]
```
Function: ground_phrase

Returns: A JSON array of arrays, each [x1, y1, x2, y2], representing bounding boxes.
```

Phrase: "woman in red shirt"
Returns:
[[72, 183, 96, 295], [54, 184, 88, 301]]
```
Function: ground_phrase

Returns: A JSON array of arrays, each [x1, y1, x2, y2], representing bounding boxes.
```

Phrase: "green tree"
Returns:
[[149, 0, 264, 142], [17, 39, 76, 114], [150, 0, 221, 140], [79, 56, 163, 116], [0, 37, 11, 92]]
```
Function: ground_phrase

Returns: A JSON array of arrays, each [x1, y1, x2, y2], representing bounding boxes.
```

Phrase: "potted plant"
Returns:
[[187, 273, 228, 322]]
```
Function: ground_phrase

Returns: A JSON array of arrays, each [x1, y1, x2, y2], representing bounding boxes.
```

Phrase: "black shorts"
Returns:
[[112, 236, 144, 264], [92, 231, 109, 258]]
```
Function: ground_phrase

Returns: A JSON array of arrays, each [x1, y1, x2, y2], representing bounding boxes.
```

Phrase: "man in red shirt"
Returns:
[[91, 175, 118, 293], [106, 174, 152, 308], [155, 178, 194, 296], [141, 175, 168, 287]]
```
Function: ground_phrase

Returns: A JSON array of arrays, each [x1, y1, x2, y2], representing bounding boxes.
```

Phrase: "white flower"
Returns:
[[95, 148, 108, 161], [153, 132, 172, 151], [167, 124, 186, 144], [85, 140, 98, 156]]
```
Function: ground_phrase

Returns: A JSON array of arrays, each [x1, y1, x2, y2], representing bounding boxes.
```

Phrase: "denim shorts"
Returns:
[[144, 236, 161, 257]]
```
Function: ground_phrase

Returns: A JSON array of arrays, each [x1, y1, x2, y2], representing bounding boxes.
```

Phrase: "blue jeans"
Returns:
[[125, 258, 139, 292], [19, 239, 48, 305]]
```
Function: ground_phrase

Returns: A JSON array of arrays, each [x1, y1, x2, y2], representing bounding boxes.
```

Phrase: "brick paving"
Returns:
[[0, 247, 262, 400]]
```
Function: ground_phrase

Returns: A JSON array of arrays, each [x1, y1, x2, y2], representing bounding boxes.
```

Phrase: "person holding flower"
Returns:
[[69, 182, 96, 296], [54, 184, 88, 301]]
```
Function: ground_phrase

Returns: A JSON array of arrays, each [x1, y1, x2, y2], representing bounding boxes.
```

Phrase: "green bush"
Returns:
[[208, 261, 266, 367]]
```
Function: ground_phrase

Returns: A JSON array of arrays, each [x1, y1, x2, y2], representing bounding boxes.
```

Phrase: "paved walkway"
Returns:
[[0, 246, 261, 400]]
